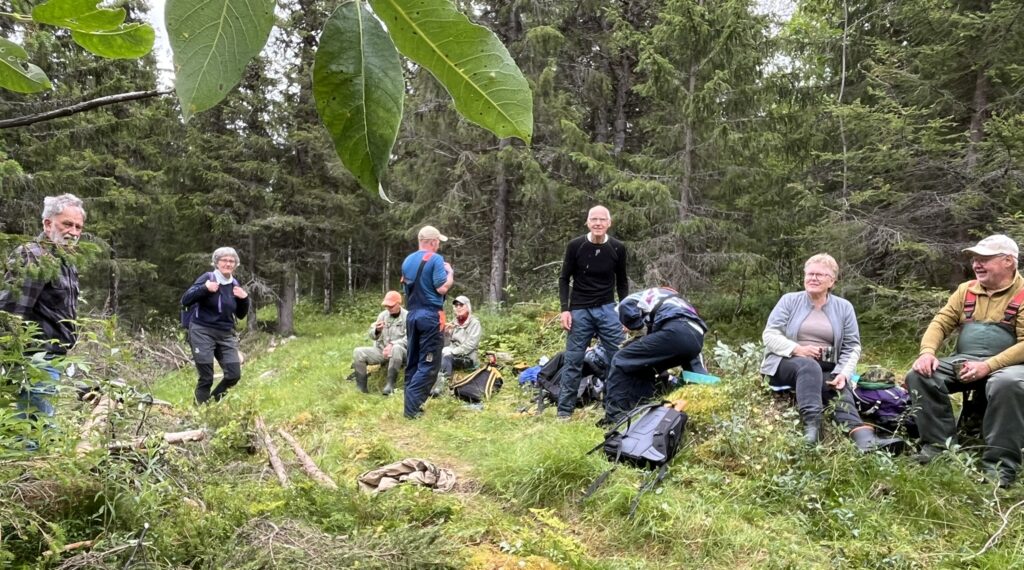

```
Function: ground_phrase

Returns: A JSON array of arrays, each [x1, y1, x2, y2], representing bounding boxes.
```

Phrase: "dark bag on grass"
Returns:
[[582, 402, 687, 517], [853, 367, 915, 436], [451, 365, 503, 403], [535, 350, 606, 407], [596, 402, 687, 469]]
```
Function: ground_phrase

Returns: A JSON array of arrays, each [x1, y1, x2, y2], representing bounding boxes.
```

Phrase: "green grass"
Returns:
[[2, 297, 1024, 568]]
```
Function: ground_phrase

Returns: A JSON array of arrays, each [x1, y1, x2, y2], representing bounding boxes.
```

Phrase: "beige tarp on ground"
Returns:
[[357, 458, 457, 494]]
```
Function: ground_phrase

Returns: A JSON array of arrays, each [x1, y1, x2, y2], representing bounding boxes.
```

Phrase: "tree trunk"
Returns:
[[347, 238, 354, 297], [678, 63, 698, 222], [488, 138, 513, 307], [104, 262, 120, 315], [323, 253, 332, 314], [612, 55, 631, 156], [277, 267, 296, 336], [966, 65, 989, 170], [247, 234, 259, 332], [382, 245, 390, 294]]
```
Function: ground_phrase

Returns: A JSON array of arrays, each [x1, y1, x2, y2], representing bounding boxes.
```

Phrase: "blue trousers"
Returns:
[[603, 319, 703, 423], [404, 309, 443, 418], [17, 365, 60, 419], [558, 303, 624, 415]]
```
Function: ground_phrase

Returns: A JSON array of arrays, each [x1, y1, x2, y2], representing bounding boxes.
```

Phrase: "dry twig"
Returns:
[[277, 429, 338, 489], [254, 416, 290, 487]]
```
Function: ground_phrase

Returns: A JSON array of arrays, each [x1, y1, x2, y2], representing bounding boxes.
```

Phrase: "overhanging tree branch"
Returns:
[[0, 89, 173, 129]]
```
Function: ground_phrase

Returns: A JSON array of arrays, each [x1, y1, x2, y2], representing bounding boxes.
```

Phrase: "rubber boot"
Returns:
[[431, 374, 447, 398], [382, 368, 399, 396], [802, 414, 822, 446], [354, 370, 369, 394], [850, 425, 905, 454]]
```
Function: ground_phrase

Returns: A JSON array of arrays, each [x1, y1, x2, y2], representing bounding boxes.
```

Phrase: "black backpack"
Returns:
[[534, 350, 607, 409], [582, 402, 687, 517], [451, 365, 503, 403]]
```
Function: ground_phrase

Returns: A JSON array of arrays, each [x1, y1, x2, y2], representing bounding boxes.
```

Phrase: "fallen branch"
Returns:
[[254, 417, 290, 488], [277, 429, 338, 489], [76, 395, 116, 456], [0, 89, 172, 129], [107, 429, 207, 452], [42, 539, 94, 557]]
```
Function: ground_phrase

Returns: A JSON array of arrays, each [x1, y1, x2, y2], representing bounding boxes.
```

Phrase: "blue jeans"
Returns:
[[404, 309, 443, 418], [17, 365, 60, 419], [557, 303, 624, 415]]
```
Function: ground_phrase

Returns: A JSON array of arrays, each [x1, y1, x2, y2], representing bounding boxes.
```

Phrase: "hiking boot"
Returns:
[[382, 368, 399, 396], [912, 444, 945, 465], [849, 426, 905, 454], [430, 375, 447, 398], [802, 414, 822, 446], [354, 370, 369, 394], [981, 464, 1015, 489], [556, 412, 572, 422]]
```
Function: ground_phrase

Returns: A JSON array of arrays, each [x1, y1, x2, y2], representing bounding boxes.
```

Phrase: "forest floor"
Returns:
[[2, 297, 1023, 568]]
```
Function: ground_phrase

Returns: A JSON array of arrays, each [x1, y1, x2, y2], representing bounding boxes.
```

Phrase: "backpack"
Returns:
[[593, 402, 687, 469], [853, 367, 916, 436], [534, 350, 607, 410], [582, 402, 687, 517], [451, 365, 503, 403]]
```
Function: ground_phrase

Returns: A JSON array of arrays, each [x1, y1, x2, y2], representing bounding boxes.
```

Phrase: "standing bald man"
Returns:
[[556, 205, 628, 419]]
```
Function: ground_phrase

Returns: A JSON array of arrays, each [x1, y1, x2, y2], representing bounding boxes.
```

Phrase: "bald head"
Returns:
[[587, 205, 612, 240]]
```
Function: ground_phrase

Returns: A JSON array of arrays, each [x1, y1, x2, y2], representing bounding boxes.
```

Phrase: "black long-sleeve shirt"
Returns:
[[558, 235, 628, 311]]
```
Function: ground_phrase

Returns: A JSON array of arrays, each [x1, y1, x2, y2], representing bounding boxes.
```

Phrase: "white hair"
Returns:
[[41, 194, 85, 222], [212, 247, 240, 266]]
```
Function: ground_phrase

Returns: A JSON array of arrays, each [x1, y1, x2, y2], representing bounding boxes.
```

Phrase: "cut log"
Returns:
[[254, 416, 290, 487], [76, 395, 116, 456], [42, 539, 94, 557], [277, 428, 338, 489]]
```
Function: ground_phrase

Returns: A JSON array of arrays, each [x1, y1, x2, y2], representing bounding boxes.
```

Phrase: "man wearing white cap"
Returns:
[[400, 226, 454, 418], [351, 290, 408, 395], [434, 295, 482, 396], [906, 234, 1024, 487]]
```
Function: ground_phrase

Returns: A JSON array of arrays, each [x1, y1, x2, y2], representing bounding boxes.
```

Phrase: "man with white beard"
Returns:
[[0, 193, 86, 421]]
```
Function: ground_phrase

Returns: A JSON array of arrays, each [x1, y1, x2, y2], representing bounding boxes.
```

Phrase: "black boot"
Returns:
[[850, 426, 905, 454], [382, 368, 399, 396], [355, 370, 369, 394], [802, 414, 822, 446]]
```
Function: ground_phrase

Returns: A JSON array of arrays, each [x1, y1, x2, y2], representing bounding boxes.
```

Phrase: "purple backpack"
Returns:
[[853, 367, 912, 422]]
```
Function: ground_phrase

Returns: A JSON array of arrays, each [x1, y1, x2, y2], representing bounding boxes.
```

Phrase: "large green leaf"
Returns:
[[72, 24, 155, 59], [0, 38, 52, 94], [165, 0, 276, 120], [32, 0, 125, 33], [368, 0, 532, 144], [314, 1, 404, 197]]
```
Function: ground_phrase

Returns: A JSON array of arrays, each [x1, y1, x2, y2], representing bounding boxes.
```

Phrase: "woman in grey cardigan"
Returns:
[[761, 254, 902, 452]]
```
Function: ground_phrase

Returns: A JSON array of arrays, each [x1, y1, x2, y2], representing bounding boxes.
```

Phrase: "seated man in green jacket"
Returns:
[[352, 291, 408, 395], [905, 235, 1024, 488], [433, 295, 482, 396]]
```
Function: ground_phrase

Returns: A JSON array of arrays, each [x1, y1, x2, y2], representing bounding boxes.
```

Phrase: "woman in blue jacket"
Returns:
[[181, 247, 250, 404]]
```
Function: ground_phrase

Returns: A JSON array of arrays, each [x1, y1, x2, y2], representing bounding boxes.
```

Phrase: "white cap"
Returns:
[[418, 225, 448, 242], [963, 234, 1019, 258]]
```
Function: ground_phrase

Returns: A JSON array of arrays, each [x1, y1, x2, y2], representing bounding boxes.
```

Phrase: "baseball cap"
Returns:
[[418, 226, 448, 242], [963, 234, 1019, 258], [381, 290, 402, 307], [453, 295, 471, 308]]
